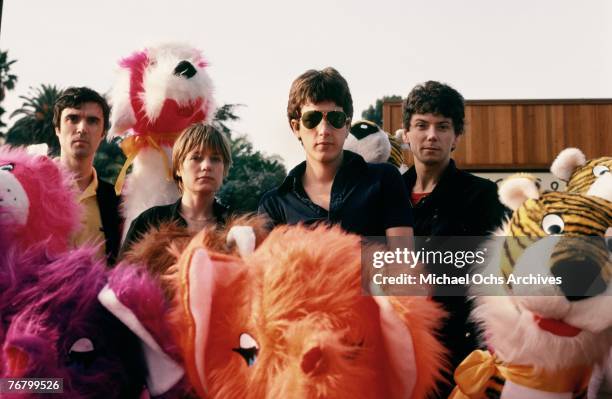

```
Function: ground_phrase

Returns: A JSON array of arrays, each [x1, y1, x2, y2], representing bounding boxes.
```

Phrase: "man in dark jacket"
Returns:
[[54, 87, 121, 265], [401, 81, 508, 397]]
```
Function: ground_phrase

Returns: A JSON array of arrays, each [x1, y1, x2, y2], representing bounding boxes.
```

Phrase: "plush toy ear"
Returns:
[[226, 226, 256, 258], [179, 248, 242, 397], [550, 148, 586, 181], [498, 173, 541, 211], [98, 268, 185, 397], [108, 67, 137, 139], [372, 296, 417, 399]]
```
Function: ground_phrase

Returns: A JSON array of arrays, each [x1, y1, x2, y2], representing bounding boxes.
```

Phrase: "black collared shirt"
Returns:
[[258, 150, 413, 236], [120, 197, 229, 257]]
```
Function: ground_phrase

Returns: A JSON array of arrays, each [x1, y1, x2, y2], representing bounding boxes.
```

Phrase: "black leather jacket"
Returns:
[[402, 160, 509, 398]]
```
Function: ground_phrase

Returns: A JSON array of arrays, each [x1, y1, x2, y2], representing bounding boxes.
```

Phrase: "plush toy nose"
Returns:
[[552, 258, 607, 301], [301, 346, 325, 376], [174, 60, 197, 79], [6, 345, 29, 376]]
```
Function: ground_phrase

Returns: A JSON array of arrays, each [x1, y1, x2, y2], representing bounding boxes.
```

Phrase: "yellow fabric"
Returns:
[[71, 168, 106, 259], [114, 133, 177, 195], [450, 350, 591, 398]]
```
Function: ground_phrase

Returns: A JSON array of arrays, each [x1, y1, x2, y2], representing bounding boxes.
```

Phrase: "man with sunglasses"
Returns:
[[258, 67, 414, 240]]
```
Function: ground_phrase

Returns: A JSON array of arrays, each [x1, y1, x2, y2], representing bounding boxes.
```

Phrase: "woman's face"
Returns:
[[178, 146, 225, 195]]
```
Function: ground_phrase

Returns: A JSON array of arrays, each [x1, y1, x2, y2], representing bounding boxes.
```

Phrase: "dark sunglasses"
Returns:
[[299, 110, 348, 129]]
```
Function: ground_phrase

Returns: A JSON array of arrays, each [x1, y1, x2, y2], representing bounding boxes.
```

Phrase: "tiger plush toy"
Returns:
[[550, 148, 612, 398], [450, 172, 612, 399], [551, 147, 612, 194]]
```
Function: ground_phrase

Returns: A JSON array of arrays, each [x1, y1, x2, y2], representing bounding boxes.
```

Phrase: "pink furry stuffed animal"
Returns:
[[0, 146, 187, 398], [0, 145, 79, 254], [0, 244, 187, 398], [170, 224, 447, 399], [108, 43, 215, 239]]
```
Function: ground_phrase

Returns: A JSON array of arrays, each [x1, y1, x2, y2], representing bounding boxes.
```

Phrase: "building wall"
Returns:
[[384, 99, 612, 172]]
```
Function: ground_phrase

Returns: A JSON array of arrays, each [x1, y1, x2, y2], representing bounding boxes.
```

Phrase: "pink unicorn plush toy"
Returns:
[[108, 43, 216, 239]]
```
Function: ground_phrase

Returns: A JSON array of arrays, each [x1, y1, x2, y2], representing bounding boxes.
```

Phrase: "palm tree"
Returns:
[[0, 49, 19, 135], [6, 84, 62, 155]]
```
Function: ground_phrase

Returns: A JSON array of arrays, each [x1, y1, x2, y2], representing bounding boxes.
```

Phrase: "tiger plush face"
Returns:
[[472, 173, 612, 371]]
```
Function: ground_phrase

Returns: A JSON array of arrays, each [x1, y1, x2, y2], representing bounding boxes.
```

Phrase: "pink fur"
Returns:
[[0, 146, 80, 254]]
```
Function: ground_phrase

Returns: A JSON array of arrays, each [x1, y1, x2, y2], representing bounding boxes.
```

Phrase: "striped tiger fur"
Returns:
[[451, 173, 612, 399], [386, 132, 404, 168]]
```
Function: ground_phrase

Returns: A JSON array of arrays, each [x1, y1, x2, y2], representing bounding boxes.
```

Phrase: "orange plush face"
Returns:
[[171, 225, 446, 399]]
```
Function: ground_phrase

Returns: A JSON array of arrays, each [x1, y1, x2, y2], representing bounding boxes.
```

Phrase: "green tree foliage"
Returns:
[[94, 138, 126, 183], [361, 95, 402, 126], [6, 84, 62, 155], [4, 93, 285, 212], [213, 104, 286, 213], [0, 50, 19, 135]]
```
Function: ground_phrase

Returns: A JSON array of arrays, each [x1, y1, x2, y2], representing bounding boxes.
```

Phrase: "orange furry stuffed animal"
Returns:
[[169, 224, 447, 398], [123, 214, 269, 299]]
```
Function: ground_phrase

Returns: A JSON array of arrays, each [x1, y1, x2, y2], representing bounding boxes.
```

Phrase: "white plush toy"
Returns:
[[344, 120, 404, 169], [108, 43, 216, 239]]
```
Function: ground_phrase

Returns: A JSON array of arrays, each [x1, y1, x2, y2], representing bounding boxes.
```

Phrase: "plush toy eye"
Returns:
[[0, 163, 15, 172], [232, 333, 259, 367], [67, 337, 96, 369], [542, 214, 564, 235], [593, 165, 610, 177]]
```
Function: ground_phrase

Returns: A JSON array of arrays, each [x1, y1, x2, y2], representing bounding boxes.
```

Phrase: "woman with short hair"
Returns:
[[121, 122, 232, 254]]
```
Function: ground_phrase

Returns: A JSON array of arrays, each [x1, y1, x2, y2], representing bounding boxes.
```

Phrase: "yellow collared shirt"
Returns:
[[71, 168, 106, 259]]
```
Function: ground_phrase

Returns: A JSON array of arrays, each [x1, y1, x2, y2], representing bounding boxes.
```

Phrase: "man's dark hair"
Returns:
[[53, 87, 111, 133], [287, 67, 353, 127], [403, 81, 465, 135]]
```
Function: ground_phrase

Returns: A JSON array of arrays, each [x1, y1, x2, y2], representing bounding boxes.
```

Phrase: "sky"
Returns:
[[1, 0, 611, 169]]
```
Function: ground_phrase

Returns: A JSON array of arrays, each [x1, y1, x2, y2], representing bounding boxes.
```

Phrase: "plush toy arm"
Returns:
[[99, 265, 185, 397]]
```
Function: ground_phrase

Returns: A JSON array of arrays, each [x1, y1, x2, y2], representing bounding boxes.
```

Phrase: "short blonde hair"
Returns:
[[172, 123, 232, 191]]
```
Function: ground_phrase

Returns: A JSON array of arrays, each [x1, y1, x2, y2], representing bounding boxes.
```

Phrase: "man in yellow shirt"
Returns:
[[54, 87, 121, 265]]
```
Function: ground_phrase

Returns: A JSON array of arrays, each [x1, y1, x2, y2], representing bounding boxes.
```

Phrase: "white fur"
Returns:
[[25, 143, 49, 156], [498, 175, 540, 211], [226, 226, 256, 258], [588, 349, 612, 399], [108, 67, 135, 139], [502, 380, 572, 399], [344, 131, 391, 164], [0, 170, 29, 226], [121, 146, 180, 240], [109, 43, 217, 242], [142, 43, 215, 122], [586, 173, 612, 202], [471, 231, 612, 370], [550, 148, 586, 181]]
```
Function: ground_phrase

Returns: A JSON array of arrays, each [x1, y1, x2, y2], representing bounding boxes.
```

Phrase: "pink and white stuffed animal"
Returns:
[[0, 145, 80, 255], [108, 43, 216, 238]]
